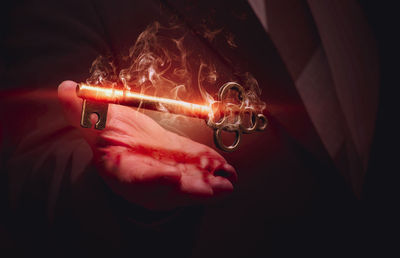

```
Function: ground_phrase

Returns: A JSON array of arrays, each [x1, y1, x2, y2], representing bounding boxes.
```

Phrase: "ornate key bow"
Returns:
[[206, 82, 267, 151]]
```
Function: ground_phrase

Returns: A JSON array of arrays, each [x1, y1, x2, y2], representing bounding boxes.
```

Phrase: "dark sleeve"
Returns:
[[0, 1, 200, 256], [2, 0, 110, 89], [1, 0, 107, 216]]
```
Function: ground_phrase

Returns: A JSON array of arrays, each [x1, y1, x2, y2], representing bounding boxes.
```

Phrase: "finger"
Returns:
[[179, 165, 214, 197], [196, 152, 238, 184], [208, 174, 234, 195], [213, 163, 238, 184], [57, 80, 83, 128], [177, 147, 237, 195], [100, 145, 182, 184]]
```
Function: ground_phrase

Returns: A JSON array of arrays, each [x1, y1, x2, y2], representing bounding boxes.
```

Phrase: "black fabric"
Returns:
[[0, 0, 368, 257]]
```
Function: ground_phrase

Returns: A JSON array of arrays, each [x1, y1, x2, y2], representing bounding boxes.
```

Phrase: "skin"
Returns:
[[58, 81, 237, 210]]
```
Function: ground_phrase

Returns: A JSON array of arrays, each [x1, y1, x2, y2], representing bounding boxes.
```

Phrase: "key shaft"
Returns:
[[76, 83, 212, 120]]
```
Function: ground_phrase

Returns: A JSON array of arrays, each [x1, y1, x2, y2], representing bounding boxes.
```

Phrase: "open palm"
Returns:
[[58, 81, 237, 210]]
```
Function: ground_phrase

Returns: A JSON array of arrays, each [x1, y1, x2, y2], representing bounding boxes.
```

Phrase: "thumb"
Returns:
[[58, 80, 83, 127]]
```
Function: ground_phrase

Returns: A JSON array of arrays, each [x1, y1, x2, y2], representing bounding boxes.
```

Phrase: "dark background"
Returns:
[[1, 0, 398, 257]]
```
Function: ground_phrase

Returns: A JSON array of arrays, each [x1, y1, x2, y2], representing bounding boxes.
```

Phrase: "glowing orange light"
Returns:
[[77, 84, 213, 119]]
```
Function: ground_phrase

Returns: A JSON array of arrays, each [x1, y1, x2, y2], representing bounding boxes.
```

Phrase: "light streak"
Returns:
[[76, 84, 212, 119]]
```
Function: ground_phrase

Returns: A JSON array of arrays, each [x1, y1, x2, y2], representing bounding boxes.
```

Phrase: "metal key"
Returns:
[[76, 82, 267, 152]]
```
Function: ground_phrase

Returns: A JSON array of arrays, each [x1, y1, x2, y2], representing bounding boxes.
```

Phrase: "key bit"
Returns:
[[80, 99, 109, 129]]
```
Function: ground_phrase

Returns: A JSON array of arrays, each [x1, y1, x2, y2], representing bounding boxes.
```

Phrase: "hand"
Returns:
[[57, 81, 237, 210]]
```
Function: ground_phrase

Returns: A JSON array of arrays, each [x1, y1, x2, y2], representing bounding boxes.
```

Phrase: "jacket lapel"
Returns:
[[161, 0, 332, 162]]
